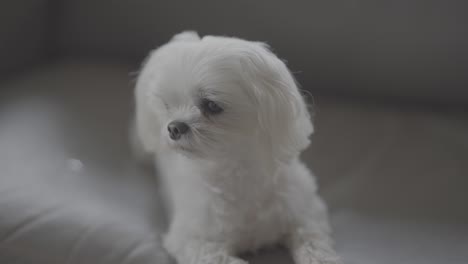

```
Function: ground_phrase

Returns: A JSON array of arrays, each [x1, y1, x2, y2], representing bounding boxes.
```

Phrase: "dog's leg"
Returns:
[[287, 228, 342, 264], [165, 236, 247, 264], [285, 197, 342, 264]]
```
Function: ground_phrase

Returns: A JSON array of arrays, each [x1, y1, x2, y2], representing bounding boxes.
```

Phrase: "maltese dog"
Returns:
[[133, 31, 342, 264]]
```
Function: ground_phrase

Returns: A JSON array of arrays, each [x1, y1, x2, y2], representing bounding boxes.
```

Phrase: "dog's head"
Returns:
[[134, 31, 313, 162]]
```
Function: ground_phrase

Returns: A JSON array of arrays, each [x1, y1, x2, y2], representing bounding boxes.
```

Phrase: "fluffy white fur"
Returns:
[[134, 31, 342, 264]]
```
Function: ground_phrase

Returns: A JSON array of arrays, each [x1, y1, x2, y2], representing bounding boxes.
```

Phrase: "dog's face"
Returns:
[[135, 32, 313, 161]]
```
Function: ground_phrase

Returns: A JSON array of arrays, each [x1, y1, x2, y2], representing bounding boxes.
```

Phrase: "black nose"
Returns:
[[167, 121, 189, 140]]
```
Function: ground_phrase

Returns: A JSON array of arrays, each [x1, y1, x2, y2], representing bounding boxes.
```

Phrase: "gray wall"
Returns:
[[56, 0, 468, 104], [1, 0, 467, 105], [0, 1, 50, 78]]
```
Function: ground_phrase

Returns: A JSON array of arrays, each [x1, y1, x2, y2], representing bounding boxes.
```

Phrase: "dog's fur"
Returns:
[[134, 31, 341, 264]]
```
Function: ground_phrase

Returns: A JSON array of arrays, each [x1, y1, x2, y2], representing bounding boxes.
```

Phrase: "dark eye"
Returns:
[[201, 99, 223, 115]]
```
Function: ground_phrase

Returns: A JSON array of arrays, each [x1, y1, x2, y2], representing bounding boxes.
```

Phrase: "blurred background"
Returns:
[[0, 1, 467, 264]]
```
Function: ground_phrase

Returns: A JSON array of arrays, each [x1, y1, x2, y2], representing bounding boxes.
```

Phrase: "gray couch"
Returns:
[[1, 1, 467, 264]]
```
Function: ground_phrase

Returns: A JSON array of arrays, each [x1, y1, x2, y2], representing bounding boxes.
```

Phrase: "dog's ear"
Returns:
[[132, 52, 163, 157], [171, 31, 200, 42], [240, 43, 313, 161]]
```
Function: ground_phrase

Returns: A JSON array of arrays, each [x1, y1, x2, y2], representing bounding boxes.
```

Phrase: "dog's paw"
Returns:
[[196, 253, 248, 264], [293, 243, 342, 264]]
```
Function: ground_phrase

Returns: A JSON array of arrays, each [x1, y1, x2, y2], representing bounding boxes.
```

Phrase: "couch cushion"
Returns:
[[0, 60, 467, 264], [56, 0, 468, 104], [0, 61, 169, 264]]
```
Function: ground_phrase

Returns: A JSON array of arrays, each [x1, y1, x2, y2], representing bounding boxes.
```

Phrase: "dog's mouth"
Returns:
[[167, 138, 196, 154], [174, 144, 194, 153]]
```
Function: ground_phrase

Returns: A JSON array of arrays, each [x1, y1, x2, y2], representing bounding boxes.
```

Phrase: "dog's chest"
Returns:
[[205, 165, 291, 251]]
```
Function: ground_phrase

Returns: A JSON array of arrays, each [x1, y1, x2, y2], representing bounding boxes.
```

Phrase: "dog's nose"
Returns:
[[167, 121, 189, 140]]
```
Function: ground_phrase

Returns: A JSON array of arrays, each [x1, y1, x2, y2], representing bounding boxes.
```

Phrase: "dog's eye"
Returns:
[[201, 99, 223, 115]]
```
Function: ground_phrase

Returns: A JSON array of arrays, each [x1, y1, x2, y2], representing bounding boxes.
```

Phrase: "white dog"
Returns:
[[133, 31, 342, 264]]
